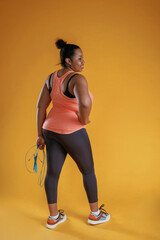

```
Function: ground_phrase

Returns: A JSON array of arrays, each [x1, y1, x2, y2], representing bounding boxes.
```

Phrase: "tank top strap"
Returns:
[[55, 70, 74, 79]]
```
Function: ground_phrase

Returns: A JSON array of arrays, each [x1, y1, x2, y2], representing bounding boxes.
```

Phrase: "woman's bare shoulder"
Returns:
[[45, 71, 56, 89], [72, 73, 87, 83], [74, 73, 86, 78], [72, 73, 88, 88]]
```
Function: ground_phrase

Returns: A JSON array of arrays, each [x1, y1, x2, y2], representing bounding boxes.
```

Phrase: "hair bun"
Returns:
[[55, 39, 67, 49]]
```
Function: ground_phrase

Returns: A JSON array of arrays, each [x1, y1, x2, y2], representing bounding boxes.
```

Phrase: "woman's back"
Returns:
[[42, 70, 94, 134]]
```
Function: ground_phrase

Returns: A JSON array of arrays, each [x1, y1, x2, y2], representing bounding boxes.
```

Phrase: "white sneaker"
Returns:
[[88, 204, 111, 225], [46, 209, 67, 229]]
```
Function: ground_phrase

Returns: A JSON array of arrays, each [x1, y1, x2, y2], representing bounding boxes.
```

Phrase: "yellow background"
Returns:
[[0, 0, 160, 239]]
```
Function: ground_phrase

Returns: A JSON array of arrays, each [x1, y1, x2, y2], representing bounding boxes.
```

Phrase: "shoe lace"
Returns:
[[99, 204, 108, 215], [58, 209, 65, 216]]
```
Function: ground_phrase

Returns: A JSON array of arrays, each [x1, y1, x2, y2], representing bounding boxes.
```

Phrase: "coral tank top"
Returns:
[[42, 70, 94, 134]]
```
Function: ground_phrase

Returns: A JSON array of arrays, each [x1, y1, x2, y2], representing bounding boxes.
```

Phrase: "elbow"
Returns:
[[79, 99, 92, 108], [81, 103, 91, 108], [37, 99, 51, 110], [37, 102, 41, 109], [37, 103, 47, 110], [37, 100, 40, 109]]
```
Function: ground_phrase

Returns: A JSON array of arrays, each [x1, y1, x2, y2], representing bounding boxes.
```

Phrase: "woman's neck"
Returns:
[[61, 67, 74, 73], [57, 67, 74, 78]]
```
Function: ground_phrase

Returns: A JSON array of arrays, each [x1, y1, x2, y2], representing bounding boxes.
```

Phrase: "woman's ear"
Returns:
[[65, 58, 72, 66]]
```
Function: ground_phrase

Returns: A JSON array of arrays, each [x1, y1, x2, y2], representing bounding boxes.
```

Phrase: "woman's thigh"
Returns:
[[55, 128, 95, 174], [42, 130, 67, 176]]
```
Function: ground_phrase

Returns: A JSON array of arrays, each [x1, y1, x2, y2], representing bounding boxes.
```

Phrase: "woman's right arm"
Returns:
[[36, 77, 51, 149], [73, 74, 92, 125]]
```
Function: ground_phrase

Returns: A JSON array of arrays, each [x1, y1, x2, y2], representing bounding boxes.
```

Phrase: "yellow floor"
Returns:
[[1, 193, 159, 240]]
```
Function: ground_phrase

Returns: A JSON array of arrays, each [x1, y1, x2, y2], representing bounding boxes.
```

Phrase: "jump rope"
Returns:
[[25, 145, 46, 187]]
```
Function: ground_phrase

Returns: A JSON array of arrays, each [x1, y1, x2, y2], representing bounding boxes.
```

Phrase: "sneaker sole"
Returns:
[[46, 214, 67, 229], [88, 214, 111, 225]]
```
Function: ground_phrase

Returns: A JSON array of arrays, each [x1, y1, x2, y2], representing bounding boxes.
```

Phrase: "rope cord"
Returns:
[[25, 145, 46, 187]]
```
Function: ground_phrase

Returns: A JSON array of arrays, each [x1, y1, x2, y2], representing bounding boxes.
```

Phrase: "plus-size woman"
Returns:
[[36, 39, 110, 229]]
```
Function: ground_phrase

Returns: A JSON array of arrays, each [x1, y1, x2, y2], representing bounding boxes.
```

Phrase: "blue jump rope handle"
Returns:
[[33, 145, 39, 173]]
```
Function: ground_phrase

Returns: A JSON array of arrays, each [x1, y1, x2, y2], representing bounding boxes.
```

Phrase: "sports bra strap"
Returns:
[[48, 73, 53, 94], [66, 73, 78, 88]]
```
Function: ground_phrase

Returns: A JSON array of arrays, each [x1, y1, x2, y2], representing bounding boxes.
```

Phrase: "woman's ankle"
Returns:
[[48, 203, 58, 216], [89, 201, 99, 212]]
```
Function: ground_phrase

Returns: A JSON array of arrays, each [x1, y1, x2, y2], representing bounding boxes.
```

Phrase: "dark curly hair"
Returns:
[[55, 38, 80, 67]]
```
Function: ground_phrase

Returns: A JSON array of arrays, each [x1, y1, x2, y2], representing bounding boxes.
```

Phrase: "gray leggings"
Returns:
[[42, 128, 98, 204]]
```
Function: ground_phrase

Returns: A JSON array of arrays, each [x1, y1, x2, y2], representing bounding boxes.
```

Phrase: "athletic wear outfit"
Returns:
[[41, 70, 110, 228]]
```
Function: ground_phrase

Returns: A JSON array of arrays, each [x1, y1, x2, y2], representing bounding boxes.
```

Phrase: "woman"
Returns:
[[36, 39, 110, 229]]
